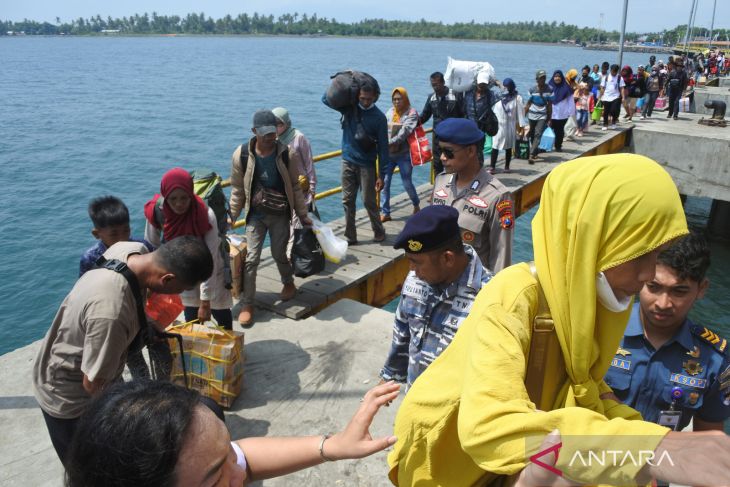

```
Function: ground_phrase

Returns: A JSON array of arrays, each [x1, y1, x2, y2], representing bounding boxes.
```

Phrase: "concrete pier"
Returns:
[[693, 85, 730, 116], [630, 112, 730, 201]]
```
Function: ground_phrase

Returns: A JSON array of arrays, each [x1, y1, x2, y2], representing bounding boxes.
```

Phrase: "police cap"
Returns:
[[394, 205, 461, 254], [434, 118, 484, 146]]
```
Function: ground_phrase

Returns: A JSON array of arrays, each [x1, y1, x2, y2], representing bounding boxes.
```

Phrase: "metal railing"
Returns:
[[223, 128, 434, 229]]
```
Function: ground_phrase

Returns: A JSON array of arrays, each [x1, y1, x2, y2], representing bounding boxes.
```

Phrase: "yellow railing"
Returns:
[[224, 128, 434, 229]]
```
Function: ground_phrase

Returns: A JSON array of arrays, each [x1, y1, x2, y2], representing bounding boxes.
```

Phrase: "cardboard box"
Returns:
[[677, 96, 691, 113], [228, 234, 247, 299], [167, 322, 245, 408]]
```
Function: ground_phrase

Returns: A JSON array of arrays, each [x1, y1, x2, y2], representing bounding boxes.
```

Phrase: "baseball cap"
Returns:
[[252, 109, 277, 136], [536, 69, 547, 79]]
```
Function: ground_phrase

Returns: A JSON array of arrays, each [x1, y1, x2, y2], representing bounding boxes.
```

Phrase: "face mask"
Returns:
[[595, 271, 632, 313], [358, 103, 374, 111]]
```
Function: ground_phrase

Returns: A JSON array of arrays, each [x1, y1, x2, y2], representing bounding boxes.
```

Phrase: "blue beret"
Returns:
[[434, 118, 484, 145], [394, 205, 461, 253]]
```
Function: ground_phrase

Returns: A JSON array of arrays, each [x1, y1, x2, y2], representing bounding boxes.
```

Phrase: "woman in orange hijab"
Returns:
[[381, 87, 421, 222]]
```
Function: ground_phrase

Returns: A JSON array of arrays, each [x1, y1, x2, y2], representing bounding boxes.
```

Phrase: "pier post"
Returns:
[[708, 199, 730, 240]]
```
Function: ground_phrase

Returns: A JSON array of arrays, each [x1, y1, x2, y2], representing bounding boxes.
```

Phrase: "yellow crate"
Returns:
[[167, 321, 244, 408]]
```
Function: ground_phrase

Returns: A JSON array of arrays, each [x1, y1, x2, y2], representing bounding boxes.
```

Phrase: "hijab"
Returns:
[[621, 65, 634, 85], [532, 154, 688, 414], [144, 167, 212, 242], [272, 106, 302, 147], [565, 68, 578, 87], [390, 87, 411, 123], [548, 69, 573, 104], [501, 78, 517, 103]]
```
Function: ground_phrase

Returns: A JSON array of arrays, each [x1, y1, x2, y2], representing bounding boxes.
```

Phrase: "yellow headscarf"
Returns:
[[533, 154, 688, 414], [390, 87, 411, 123], [566, 68, 578, 84]]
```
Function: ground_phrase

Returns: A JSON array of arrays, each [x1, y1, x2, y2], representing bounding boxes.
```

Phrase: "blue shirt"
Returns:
[[79, 238, 152, 276], [604, 303, 730, 430], [321, 93, 389, 172], [380, 245, 492, 388]]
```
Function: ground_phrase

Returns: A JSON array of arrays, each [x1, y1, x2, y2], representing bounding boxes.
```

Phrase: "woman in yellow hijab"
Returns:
[[388, 154, 688, 486]]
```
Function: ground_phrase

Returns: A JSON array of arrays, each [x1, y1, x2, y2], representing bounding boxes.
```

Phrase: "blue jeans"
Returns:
[[382, 152, 420, 216], [577, 110, 589, 130]]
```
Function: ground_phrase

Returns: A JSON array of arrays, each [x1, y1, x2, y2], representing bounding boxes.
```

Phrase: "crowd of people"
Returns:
[[29, 54, 730, 487]]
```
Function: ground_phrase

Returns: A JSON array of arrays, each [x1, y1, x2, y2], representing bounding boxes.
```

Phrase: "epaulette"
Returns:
[[691, 324, 728, 354]]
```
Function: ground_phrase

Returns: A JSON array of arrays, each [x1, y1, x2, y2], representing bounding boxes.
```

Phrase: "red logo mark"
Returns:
[[529, 441, 563, 477]]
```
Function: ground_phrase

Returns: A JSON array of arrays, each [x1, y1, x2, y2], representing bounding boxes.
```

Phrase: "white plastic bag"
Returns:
[[309, 213, 348, 263], [445, 57, 496, 93]]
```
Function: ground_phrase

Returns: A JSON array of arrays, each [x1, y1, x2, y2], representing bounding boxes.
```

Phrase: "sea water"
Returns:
[[0, 35, 727, 356]]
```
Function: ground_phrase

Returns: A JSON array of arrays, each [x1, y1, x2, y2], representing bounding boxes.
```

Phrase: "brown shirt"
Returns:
[[431, 169, 514, 273], [32, 242, 147, 419]]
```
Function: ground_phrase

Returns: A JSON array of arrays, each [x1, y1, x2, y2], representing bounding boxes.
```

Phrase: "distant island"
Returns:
[[2, 12, 728, 46]]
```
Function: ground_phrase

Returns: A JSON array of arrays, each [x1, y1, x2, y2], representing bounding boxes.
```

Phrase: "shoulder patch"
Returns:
[[691, 324, 728, 354]]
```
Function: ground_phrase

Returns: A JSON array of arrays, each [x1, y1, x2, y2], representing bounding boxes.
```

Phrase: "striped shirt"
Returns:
[[380, 245, 492, 388]]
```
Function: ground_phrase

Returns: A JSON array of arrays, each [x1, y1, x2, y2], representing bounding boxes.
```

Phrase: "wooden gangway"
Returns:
[[246, 126, 631, 320]]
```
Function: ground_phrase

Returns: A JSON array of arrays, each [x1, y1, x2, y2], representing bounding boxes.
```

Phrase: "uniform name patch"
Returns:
[[463, 204, 487, 219], [670, 373, 707, 389], [468, 196, 489, 208], [611, 358, 631, 370], [434, 189, 448, 198]]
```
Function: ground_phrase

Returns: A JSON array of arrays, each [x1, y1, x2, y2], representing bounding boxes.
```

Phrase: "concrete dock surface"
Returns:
[[0, 299, 401, 487]]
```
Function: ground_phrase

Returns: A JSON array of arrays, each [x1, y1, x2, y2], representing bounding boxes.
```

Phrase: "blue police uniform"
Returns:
[[604, 303, 730, 430]]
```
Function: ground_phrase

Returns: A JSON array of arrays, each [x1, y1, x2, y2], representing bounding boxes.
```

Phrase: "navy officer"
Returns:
[[604, 232, 730, 431], [379, 205, 492, 389], [431, 118, 513, 273]]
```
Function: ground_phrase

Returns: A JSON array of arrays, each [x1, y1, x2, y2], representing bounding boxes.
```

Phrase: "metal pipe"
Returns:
[[683, 0, 698, 56], [688, 0, 700, 55], [617, 0, 629, 69], [708, 0, 717, 51]]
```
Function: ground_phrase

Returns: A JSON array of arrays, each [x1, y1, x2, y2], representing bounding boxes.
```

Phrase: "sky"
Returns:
[[4, 0, 728, 34]]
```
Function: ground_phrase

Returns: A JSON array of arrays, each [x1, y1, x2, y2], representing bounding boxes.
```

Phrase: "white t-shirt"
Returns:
[[600, 74, 625, 102]]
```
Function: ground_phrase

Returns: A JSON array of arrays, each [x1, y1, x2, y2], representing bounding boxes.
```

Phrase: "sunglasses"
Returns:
[[440, 146, 467, 159]]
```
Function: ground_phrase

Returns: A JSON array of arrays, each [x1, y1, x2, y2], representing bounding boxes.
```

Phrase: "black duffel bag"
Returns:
[[326, 70, 380, 109], [292, 227, 325, 278]]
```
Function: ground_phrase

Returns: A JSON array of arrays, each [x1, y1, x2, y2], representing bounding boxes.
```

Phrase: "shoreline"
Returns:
[[1, 32, 581, 48]]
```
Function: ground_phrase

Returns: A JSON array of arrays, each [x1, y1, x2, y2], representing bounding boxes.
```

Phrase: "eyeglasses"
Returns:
[[440, 146, 467, 159]]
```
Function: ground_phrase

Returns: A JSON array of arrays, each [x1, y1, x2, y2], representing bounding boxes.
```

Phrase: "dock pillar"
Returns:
[[708, 199, 730, 240]]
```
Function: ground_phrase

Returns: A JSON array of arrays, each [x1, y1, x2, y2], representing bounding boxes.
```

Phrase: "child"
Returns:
[[79, 196, 147, 276], [574, 82, 593, 137]]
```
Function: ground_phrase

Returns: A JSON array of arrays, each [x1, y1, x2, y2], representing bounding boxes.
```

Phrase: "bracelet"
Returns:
[[319, 434, 335, 462]]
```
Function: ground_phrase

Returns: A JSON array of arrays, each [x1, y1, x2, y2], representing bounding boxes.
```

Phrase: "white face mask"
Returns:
[[596, 271, 633, 313], [358, 103, 374, 111]]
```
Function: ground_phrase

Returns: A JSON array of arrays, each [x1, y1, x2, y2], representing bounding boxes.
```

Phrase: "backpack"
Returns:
[[471, 90, 499, 136], [154, 169, 232, 290]]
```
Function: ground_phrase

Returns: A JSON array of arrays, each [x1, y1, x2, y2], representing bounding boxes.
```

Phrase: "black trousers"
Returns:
[[550, 119, 568, 151], [431, 134, 444, 175], [490, 148, 512, 169], [42, 410, 79, 465], [667, 88, 682, 117], [184, 307, 233, 330]]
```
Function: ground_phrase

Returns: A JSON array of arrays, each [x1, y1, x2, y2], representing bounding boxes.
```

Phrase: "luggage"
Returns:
[[146, 293, 184, 328], [539, 127, 555, 152], [445, 57, 496, 93], [515, 138, 530, 160], [482, 135, 493, 157], [168, 321, 245, 408], [654, 96, 668, 110], [408, 123, 432, 166], [677, 97, 691, 113], [325, 70, 380, 109], [292, 227, 325, 278]]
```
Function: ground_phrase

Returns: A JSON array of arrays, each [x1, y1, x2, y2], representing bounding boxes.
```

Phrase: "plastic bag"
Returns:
[[292, 228, 325, 277], [444, 57, 496, 93], [146, 292, 184, 328], [539, 127, 555, 152], [309, 213, 348, 263], [591, 101, 604, 121], [515, 138, 530, 159], [408, 123, 432, 166]]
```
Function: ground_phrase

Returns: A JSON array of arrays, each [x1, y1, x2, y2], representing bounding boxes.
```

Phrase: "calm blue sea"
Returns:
[[0, 36, 727, 356]]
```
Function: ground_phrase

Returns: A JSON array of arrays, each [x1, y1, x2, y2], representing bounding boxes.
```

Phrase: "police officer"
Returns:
[[604, 233, 730, 432], [431, 118, 514, 273], [379, 205, 492, 389]]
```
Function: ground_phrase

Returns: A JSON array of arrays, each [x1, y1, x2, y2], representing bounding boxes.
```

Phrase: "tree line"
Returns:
[[1, 12, 728, 45]]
